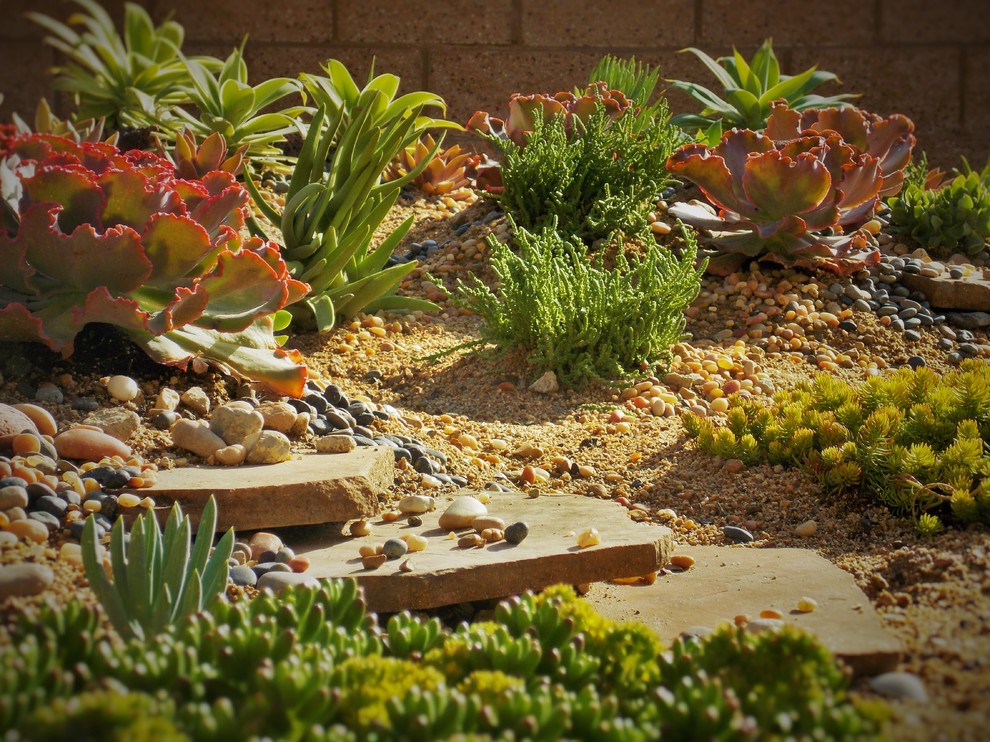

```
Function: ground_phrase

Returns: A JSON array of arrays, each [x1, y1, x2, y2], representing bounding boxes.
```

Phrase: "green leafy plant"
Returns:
[[246, 59, 455, 330], [667, 103, 915, 276], [453, 219, 704, 386], [0, 582, 881, 739], [668, 38, 857, 140], [888, 156, 990, 257], [495, 101, 680, 243], [28, 0, 219, 130], [0, 134, 309, 396], [10, 98, 116, 145], [163, 44, 303, 168], [586, 55, 671, 133], [82, 494, 234, 640], [682, 361, 990, 530]]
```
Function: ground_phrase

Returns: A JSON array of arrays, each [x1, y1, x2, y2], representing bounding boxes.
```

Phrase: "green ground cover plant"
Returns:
[[888, 156, 990, 257], [682, 361, 990, 533], [453, 220, 705, 386], [1, 582, 883, 740]]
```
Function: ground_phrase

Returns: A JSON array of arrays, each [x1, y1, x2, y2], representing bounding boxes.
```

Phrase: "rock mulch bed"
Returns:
[[1, 189, 989, 740]]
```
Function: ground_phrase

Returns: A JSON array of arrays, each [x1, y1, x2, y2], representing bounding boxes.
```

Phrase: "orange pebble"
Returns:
[[10, 464, 37, 484], [288, 556, 311, 573], [0, 462, 10, 478], [759, 609, 783, 620], [11, 434, 42, 456], [734, 614, 750, 626], [127, 477, 146, 488]]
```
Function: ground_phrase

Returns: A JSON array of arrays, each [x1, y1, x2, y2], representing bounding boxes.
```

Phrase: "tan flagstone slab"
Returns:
[[295, 489, 673, 613], [586, 546, 901, 677], [146, 449, 392, 531]]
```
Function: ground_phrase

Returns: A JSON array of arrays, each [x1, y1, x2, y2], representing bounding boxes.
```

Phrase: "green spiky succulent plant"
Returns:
[[0, 581, 881, 739], [82, 495, 234, 641], [29, 0, 220, 130], [0, 134, 309, 396], [246, 59, 456, 330], [668, 38, 858, 140], [682, 361, 990, 531]]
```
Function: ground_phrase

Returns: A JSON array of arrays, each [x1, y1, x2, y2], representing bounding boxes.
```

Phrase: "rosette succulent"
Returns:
[[467, 82, 632, 149], [667, 104, 914, 276], [385, 133, 477, 198], [0, 134, 308, 396]]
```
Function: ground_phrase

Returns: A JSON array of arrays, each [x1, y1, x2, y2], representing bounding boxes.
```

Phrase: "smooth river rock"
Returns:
[[0, 563, 54, 599], [437, 495, 487, 530], [171, 419, 226, 459], [53, 427, 131, 460], [0, 403, 39, 447]]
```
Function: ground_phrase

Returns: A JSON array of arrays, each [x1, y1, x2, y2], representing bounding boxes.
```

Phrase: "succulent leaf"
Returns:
[[0, 133, 307, 396]]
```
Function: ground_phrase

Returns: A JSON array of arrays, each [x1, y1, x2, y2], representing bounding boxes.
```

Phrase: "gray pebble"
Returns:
[[505, 521, 530, 545], [34, 383, 63, 405], [0, 563, 54, 599], [230, 565, 257, 587], [383, 538, 408, 560], [722, 525, 754, 544], [257, 571, 319, 595], [904, 330, 922, 342], [869, 672, 928, 702]]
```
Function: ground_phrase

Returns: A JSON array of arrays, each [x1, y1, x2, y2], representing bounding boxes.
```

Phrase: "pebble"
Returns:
[[170, 419, 226, 459], [107, 375, 140, 402], [437, 495, 487, 530], [13, 404, 57, 436], [722, 526, 754, 544], [210, 404, 265, 446], [399, 495, 435, 514], [458, 533, 485, 549], [504, 521, 530, 544], [796, 596, 818, 613], [256, 571, 319, 594], [315, 435, 357, 454], [256, 402, 298, 434], [154, 388, 181, 411], [383, 538, 408, 559], [362, 553, 387, 569], [399, 559, 414, 573], [669, 554, 695, 570], [528, 370, 559, 394], [868, 672, 928, 702], [83, 407, 140, 442], [0, 485, 29, 510], [0, 563, 54, 598], [472, 516, 506, 532], [576, 527, 601, 548], [7, 518, 49, 543], [244, 430, 292, 464], [404, 533, 428, 552], [745, 618, 784, 634], [52, 427, 131, 461], [34, 383, 64, 405], [214, 444, 247, 466], [350, 520, 372, 537], [230, 565, 258, 587], [180, 387, 211, 416], [248, 532, 283, 561], [794, 520, 817, 538]]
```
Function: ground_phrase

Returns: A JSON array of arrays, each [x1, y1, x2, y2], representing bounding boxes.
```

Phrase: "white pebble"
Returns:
[[107, 375, 139, 402]]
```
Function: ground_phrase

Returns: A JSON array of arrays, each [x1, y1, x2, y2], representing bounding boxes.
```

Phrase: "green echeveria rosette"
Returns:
[[0, 133, 309, 396]]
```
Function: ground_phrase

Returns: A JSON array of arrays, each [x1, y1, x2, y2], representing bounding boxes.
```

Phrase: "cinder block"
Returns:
[[244, 45, 425, 95], [964, 49, 990, 135], [338, 0, 512, 45], [878, 0, 990, 44], [428, 49, 604, 127], [0, 43, 56, 119], [790, 48, 960, 132], [700, 0, 874, 46], [3, 0, 145, 41], [162, 0, 333, 45], [520, 0, 694, 48]]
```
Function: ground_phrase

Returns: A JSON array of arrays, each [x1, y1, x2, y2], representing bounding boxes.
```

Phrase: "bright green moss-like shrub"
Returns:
[[495, 102, 681, 243], [888, 157, 990, 257], [453, 220, 705, 386], [1, 582, 881, 740], [682, 360, 990, 531]]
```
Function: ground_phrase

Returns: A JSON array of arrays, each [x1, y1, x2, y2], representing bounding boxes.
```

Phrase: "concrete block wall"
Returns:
[[1, 0, 987, 169]]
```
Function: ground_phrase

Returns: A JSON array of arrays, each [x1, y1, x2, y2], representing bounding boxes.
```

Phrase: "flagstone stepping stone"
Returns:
[[145, 449, 393, 532], [294, 489, 672, 613], [901, 268, 990, 311], [585, 546, 901, 677]]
